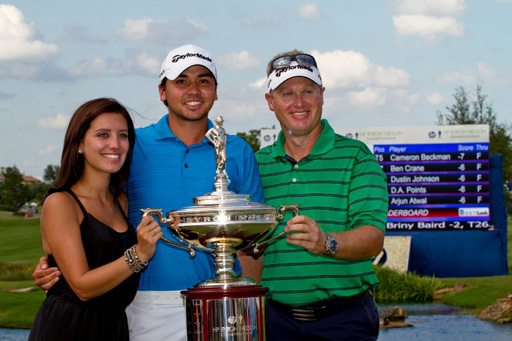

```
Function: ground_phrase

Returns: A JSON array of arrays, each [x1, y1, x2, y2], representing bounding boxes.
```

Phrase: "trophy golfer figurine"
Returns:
[[206, 116, 227, 179]]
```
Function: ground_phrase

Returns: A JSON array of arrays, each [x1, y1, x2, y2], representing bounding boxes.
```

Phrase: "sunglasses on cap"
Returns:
[[270, 54, 318, 73]]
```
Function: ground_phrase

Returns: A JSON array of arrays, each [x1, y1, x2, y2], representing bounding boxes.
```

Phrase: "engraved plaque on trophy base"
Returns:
[[181, 285, 268, 341]]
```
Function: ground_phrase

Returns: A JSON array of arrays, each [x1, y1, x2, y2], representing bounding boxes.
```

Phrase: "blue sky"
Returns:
[[1, 0, 511, 179]]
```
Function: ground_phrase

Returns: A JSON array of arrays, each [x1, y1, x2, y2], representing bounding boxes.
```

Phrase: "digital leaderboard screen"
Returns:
[[341, 125, 490, 232], [374, 142, 489, 231]]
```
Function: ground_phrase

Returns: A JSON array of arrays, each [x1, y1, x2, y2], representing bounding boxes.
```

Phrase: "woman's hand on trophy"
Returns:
[[135, 216, 162, 263]]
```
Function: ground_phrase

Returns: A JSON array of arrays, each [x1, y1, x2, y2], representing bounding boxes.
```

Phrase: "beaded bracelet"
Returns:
[[124, 244, 148, 273]]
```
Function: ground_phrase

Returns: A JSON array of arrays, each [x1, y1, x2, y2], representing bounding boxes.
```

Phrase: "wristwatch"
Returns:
[[324, 232, 338, 256]]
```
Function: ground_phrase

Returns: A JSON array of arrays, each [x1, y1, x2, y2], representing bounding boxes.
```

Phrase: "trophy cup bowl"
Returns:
[[141, 178, 299, 287]]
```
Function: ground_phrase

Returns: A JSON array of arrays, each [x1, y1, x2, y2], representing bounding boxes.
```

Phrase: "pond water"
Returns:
[[0, 328, 29, 341], [1, 303, 511, 340], [377, 302, 512, 341]]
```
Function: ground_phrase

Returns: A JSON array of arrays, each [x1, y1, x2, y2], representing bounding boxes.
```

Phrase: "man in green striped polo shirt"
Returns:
[[253, 50, 389, 340]]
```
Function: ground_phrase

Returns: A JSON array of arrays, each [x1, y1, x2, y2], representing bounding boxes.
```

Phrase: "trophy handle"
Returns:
[[140, 208, 196, 257], [250, 204, 301, 253], [276, 204, 301, 220]]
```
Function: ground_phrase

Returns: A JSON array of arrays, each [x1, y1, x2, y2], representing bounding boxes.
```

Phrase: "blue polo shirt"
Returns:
[[126, 115, 264, 291]]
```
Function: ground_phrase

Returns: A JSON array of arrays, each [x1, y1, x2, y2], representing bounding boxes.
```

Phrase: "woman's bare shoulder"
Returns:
[[41, 191, 80, 221], [44, 191, 74, 207]]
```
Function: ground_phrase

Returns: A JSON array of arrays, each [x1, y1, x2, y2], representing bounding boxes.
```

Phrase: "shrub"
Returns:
[[373, 265, 444, 302], [0, 262, 35, 281]]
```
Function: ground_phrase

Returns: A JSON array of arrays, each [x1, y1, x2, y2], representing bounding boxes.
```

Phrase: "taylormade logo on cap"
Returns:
[[159, 44, 218, 82], [170, 52, 212, 64], [266, 62, 322, 93], [274, 64, 313, 77]]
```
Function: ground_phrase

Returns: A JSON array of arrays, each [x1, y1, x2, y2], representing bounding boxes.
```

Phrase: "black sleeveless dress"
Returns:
[[29, 190, 140, 341]]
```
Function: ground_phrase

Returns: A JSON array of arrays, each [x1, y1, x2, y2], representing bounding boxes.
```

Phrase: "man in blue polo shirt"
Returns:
[[125, 44, 264, 340], [33, 44, 264, 340]]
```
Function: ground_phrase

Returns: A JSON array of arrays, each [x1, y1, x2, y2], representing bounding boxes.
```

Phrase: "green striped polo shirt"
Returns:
[[256, 119, 389, 306]]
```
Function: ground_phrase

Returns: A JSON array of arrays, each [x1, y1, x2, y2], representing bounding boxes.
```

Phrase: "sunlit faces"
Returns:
[[265, 77, 325, 138], [159, 65, 218, 122], [80, 113, 129, 175]]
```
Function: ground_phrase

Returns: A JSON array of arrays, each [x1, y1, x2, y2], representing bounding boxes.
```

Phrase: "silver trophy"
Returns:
[[142, 116, 298, 340]]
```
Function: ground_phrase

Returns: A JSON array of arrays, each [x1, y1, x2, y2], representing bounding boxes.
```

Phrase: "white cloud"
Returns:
[[249, 77, 266, 89], [313, 50, 371, 88], [37, 114, 70, 129], [391, 0, 467, 16], [69, 50, 160, 77], [242, 13, 280, 27], [311, 49, 410, 89], [390, 0, 467, 39], [0, 4, 59, 62], [393, 15, 466, 38], [70, 58, 120, 76], [186, 17, 209, 32], [218, 51, 259, 70], [347, 88, 387, 108], [298, 3, 325, 19], [438, 69, 477, 86], [120, 17, 154, 40], [326, 88, 418, 114], [0, 60, 68, 81], [396, 89, 420, 106], [62, 23, 107, 45], [374, 66, 411, 87], [131, 50, 161, 74], [477, 62, 512, 88], [117, 17, 209, 45], [427, 92, 444, 105], [214, 85, 273, 131], [38, 145, 58, 156]]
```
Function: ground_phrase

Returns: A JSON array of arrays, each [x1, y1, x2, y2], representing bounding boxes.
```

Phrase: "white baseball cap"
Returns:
[[266, 61, 322, 93], [159, 44, 218, 82]]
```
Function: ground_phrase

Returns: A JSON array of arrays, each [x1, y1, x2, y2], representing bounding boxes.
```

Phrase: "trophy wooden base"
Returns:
[[181, 285, 268, 340]]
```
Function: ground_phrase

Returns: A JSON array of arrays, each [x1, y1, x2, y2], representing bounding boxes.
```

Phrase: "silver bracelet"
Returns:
[[124, 244, 148, 273]]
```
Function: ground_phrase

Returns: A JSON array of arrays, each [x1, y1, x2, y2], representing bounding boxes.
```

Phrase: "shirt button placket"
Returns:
[[184, 149, 190, 169]]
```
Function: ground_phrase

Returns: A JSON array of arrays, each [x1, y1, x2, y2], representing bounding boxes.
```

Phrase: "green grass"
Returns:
[[0, 280, 46, 329], [0, 212, 45, 329], [0, 211, 44, 266], [437, 216, 512, 312], [440, 275, 511, 313]]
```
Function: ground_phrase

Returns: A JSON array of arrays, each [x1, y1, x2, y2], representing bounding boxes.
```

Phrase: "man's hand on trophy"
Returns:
[[284, 215, 326, 255]]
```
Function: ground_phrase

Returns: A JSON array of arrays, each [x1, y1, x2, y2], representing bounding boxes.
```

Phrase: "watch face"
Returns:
[[326, 234, 338, 255]]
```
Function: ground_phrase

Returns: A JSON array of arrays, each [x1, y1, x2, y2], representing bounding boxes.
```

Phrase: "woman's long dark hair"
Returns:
[[46, 98, 135, 201]]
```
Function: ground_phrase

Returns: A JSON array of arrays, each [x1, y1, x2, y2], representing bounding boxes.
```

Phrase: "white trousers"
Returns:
[[126, 291, 187, 341]]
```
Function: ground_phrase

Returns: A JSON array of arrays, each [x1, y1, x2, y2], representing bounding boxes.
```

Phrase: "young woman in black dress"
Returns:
[[29, 98, 162, 340]]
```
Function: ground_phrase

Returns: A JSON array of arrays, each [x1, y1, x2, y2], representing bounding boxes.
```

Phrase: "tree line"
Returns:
[[436, 83, 512, 213], [0, 165, 59, 212]]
